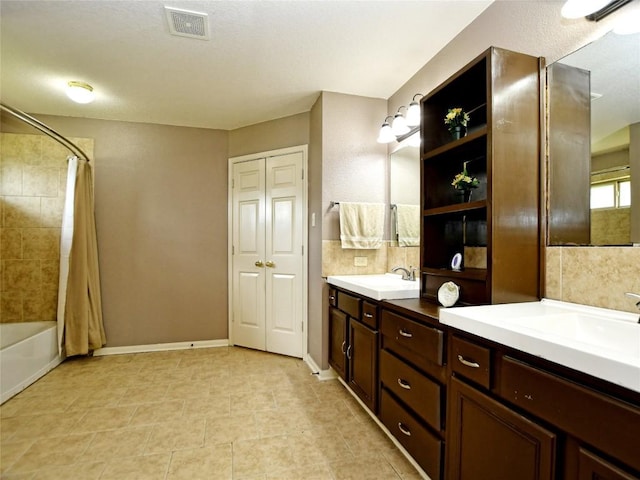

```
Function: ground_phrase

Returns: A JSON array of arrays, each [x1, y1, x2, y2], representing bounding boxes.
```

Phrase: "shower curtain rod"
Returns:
[[1, 102, 90, 162]]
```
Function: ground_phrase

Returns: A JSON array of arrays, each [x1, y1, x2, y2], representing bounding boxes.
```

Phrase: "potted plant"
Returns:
[[451, 162, 479, 202], [444, 107, 470, 139]]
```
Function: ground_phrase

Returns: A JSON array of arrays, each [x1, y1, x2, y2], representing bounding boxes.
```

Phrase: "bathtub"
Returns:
[[0, 321, 63, 404]]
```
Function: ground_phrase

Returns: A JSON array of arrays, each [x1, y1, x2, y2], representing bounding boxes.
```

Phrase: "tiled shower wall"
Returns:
[[0, 133, 94, 323]]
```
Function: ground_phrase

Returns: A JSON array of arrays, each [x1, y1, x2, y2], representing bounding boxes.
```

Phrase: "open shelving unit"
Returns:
[[420, 47, 542, 306]]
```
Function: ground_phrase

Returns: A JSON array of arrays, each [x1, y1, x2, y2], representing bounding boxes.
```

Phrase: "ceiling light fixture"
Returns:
[[405, 94, 424, 127], [377, 116, 396, 144], [66, 81, 95, 104], [391, 106, 410, 136], [561, 0, 612, 19]]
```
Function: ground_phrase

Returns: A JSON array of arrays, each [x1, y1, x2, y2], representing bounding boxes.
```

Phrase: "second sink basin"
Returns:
[[327, 273, 420, 300]]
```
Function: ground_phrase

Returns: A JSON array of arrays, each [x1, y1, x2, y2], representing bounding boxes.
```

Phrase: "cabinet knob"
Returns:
[[457, 354, 480, 369], [397, 378, 411, 390], [329, 295, 335, 302], [398, 329, 413, 338], [397, 422, 412, 436]]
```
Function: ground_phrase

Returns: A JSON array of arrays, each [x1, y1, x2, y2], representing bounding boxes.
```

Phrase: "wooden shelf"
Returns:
[[424, 200, 486, 217], [423, 267, 487, 282], [423, 127, 488, 161]]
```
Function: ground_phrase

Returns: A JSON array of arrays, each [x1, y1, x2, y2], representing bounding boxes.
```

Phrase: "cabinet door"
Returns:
[[447, 377, 556, 480], [348, 319, 378, 412], [328, 307, 347, 380], [578, 448, 639, 480]]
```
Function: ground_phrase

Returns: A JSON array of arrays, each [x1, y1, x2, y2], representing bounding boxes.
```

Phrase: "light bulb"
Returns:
[[66, 81, 95, 104], [406, 102, 421, 127], [377, 122, 395, 144]]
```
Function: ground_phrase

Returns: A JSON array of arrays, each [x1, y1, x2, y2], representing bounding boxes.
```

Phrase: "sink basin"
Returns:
[[439, 299, 640, 393], [327, 273, 420, 301]]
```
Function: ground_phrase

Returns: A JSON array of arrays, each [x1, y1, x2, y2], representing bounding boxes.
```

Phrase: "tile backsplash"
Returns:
[[0, 132, 94, 323]]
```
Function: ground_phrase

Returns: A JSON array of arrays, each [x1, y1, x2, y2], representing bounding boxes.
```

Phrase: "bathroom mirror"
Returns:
[[547, 30, 639, 246], [389, 139, 420, 246]]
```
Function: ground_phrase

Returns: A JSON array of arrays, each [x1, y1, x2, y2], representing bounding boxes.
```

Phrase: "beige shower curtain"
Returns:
[[63, 158, 106, 356]]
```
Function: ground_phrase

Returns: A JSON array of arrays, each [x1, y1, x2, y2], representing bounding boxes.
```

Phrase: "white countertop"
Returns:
[[439, 299, 640, 393], [327, 273, 420, 301]]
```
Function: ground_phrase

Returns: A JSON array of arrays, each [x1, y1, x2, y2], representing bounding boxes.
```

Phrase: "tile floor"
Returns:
[[1, 347, 424, 479]]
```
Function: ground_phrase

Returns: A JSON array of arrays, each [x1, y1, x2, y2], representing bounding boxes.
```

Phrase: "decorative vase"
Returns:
[[450, 125, 466, 140], [463, 189, 472, 203]]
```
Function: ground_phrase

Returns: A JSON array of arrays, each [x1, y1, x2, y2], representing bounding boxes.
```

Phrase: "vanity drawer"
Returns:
[[361, 301, 378, 329], [381, 310, 444, 370], [498, 356, 640, 473], [450, 335, 491, 389], [380, 389, 442, 480], [380, 349, 442, 431], [337, 291, 361, 319]]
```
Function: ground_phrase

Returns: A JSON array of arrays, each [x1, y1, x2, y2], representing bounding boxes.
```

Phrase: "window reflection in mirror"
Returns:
[[389, 140, 420, 246], [548, 30, 639, 245]]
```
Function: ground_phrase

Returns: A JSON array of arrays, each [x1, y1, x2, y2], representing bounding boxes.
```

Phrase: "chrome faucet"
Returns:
[[391, 266, 417, 281], [625, 292, 640, 323]]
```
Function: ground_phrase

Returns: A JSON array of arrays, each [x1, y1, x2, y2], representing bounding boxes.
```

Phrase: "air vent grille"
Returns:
[[165, 6, 209, 40]]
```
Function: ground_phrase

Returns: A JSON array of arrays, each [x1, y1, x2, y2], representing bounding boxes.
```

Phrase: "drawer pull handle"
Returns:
[[397, 378, 411, 390], [397, 422, 412, 436], [341, 341, 346, 354], [398, 329, 413, 338], [346, 345, 352, 360], [329, 295, 335, 302], [457, 354, 480, 369], [364, 313, 374, 318]]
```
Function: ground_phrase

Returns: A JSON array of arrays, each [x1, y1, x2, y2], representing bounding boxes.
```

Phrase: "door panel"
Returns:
[[232, 159, 266, 350], [265, 152, 304, 357]]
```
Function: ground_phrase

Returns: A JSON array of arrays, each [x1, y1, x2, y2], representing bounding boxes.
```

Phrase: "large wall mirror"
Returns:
[[547, 30, 639, 246], [389, 139, 420, 247]]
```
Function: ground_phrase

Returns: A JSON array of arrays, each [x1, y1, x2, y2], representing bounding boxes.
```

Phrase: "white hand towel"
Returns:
[[396, 204, 420, 247], [339, 202, 385, 249]]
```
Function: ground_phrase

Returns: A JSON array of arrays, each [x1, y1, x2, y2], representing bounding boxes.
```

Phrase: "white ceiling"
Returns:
[[0, 0, 493, 130]]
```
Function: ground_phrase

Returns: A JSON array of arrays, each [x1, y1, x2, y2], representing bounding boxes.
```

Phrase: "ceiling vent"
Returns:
[[165, 6, 209, 40]]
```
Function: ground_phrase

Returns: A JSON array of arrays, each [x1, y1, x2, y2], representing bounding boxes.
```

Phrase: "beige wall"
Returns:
[[0, 132, 93, 323], [1, 113, 229, 346], [228, 112, 310, 158]]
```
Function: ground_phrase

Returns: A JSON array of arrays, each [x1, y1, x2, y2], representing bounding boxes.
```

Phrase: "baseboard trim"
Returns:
[[93, 339, 229, 356], [338, 377, 430, 480], [304, 354, 338, 381]]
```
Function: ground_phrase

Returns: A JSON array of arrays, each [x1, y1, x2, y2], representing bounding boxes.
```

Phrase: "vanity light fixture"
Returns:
[[66, 81, 95, 104], [405, 93, 424, 127], [561, 0, 612, 19], [377, 116, 396, 144], [612, 0, 640, 34], [391, 106, 410, 136]]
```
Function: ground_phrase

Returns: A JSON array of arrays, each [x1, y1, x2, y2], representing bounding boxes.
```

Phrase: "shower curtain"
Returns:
[[57, 156, 106, 356]]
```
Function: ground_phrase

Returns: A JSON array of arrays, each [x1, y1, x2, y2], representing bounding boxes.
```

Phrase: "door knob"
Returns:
[[265, 261, 275, 268], [255, 261, 264, 267]]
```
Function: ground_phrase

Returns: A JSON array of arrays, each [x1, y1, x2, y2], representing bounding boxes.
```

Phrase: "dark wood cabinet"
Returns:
[[447, 376, 556, 480], [577, 448, 639, 480], [327, 287, 379, 413], [420, 46, 541, 305], [347, 317, 378, 411]]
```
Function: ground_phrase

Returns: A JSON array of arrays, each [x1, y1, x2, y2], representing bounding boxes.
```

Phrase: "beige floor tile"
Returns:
[[129, 400, 185, 426], [1, 347, 422, 480], [72, 405, 136, 433], [82, 426, 152, 461], [205, 413, 259, 445], [5, 433, 94, 474], [166, 444, 232, 480], [99, 452, 170, 480], [31, 460, 106, 479], [145, 418, 206, 454]]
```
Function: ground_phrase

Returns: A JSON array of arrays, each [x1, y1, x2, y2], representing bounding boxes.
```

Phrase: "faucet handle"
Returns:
[[625, 292, 640, 307]]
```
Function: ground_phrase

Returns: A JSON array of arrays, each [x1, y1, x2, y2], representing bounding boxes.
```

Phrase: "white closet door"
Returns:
[[264, 151, 304, 358], [231, 151, 305, 358], [231, 158, 266, 351]]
